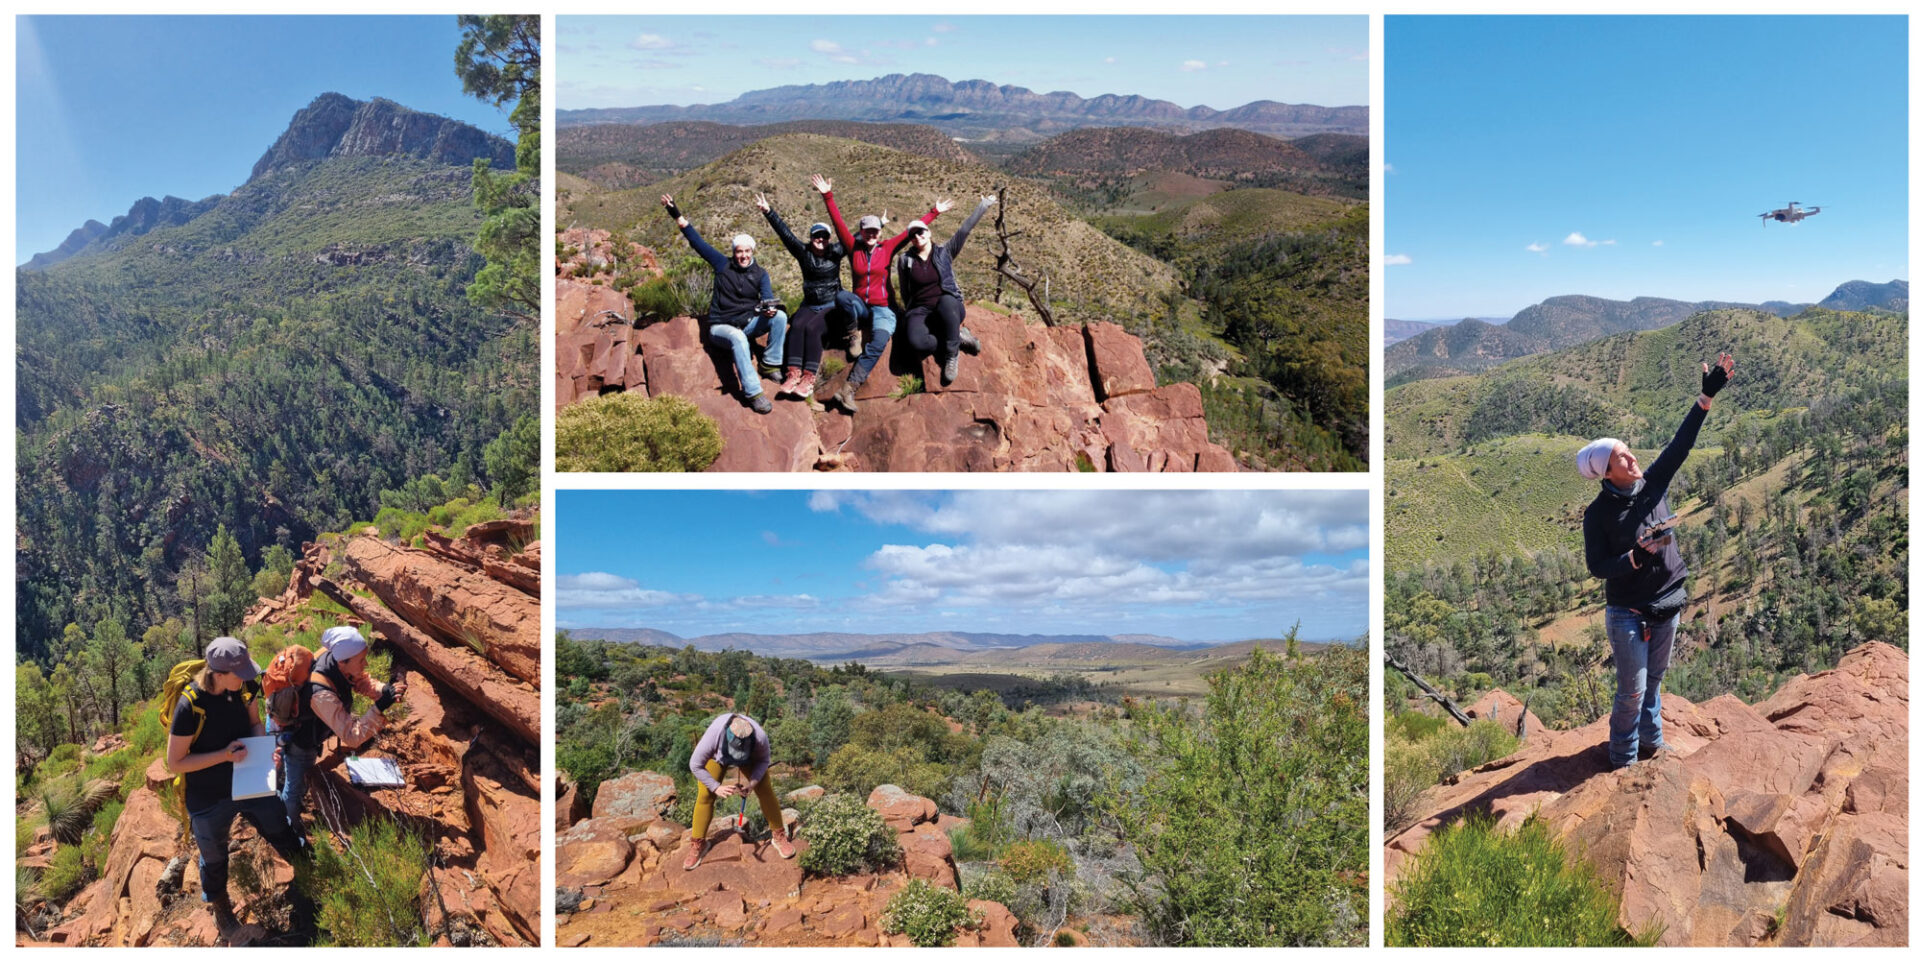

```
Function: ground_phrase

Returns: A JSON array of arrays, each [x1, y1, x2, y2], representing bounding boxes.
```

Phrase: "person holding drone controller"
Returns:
[[1578, 351, 1735, 770]]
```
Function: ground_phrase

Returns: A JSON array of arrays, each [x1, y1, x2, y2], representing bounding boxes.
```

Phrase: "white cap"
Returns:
[[731, 234, 757, 251], [1577, 438, 1621, 480], [322, 625, 369, 660]]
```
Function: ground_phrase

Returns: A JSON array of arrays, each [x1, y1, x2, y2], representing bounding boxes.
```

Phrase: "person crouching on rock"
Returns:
[[754, 180, 852, 401], [167, 636, 313, 941], [827, 182, 951, 413], [889, 195, 996, 386], [685, 712, 795, 869], [661, 193, 788, 415], [279, 626, 406, 833], [1579, 352, 1734, 770]]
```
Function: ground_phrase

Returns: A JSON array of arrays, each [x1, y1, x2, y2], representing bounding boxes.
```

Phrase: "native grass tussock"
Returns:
[[556, 632, 1369, 946]]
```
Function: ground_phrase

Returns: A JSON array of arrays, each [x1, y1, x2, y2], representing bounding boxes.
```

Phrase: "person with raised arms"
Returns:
[[824, 176, 951, 413], [661, 193, 788, 415], [890, 194, 996, 386]]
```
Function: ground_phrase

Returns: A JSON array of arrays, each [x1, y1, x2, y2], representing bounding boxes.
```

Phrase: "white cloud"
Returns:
[[1526, 242, 1549, 254], [628, 33, 673, 51], [556, 572, 691, 609], [1600, 239, 1617, 246], [1652, 240, 1664, 247], [1181, 60, 1208, 71], [811, 38, 860, 63], [1383, 162, 1394, 173], [932, 22, 955, 33], [1564, 232, 1598, 248], [1104, 56, 1117, 64], [1383, 253, 1412, 265]]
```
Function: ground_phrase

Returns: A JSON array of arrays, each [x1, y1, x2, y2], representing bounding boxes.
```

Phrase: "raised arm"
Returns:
[[758, 193, 806, 260], [815, 175, 854, 248], [663, 193, 725, 268], [1642, 354, 1732, 499], [946, 195, 997, 260]]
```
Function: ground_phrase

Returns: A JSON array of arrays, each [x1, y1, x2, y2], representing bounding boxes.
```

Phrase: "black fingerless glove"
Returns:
[[375, 684, 398, 712], [664, 201, 682, 220], [1702, 363, 1729, 397]]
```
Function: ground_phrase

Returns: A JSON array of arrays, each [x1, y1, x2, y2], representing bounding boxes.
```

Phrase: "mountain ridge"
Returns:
[[557, 72, 1366, 138]]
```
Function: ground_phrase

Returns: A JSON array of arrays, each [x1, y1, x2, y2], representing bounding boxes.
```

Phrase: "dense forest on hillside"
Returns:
[[555, 633, 1367, 946]]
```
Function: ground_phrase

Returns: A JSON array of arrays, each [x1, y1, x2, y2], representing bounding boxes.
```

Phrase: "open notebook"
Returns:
[[346, 756, 406, 788], [229, 736, 279, 801]]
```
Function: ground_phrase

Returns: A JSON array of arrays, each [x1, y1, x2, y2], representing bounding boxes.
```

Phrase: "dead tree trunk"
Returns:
[[990, 184, 1057, 328], [1384, 650, 1474, 728]]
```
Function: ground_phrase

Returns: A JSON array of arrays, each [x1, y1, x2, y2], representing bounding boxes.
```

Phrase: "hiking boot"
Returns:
[[208, 897, 241, 941], [766, 829, 796, 860], [957, 327, 981, 355], [683, 837, 709, 871], [834, 376, 862, 414], [775, 367, 803, 398], [848, 328, 865, 361], [795, 371, 818, 400], [941, 353, 960, 386], [748, 392, 773, 415], [1638, 741, 1669, 761], [760, 363, 784, 383]]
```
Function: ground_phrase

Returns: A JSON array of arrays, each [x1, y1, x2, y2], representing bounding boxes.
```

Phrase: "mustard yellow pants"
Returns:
[[690, 759, 785, 839]]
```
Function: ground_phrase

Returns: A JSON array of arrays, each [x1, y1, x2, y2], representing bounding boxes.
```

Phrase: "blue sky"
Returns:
[[16, 16, 521, 264], [557, 16, 1367, 111], [556, 491, 1370, 645], [1386, 16, 1908, 319]]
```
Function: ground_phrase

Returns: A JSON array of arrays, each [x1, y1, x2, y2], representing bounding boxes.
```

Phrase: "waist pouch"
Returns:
[[1641, 585, 1687, 624]]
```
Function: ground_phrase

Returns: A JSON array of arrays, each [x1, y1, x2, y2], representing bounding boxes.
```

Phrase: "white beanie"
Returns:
[[321, 625, 369, 659], [1577, 438, 1621, 480], [731, 234, 756, 251]]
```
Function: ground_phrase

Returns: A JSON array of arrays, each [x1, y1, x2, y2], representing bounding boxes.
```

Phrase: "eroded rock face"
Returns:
[[593, 771, 678, 823], [1385, 642, 1909, 947], [332, 535, 540, 685], [552, 271, 1241, 471]]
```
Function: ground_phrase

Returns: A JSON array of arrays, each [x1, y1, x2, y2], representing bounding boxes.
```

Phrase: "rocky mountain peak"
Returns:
[[249, 92, 515, 182]]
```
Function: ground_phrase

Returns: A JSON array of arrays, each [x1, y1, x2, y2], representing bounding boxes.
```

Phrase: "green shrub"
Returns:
[[251, 566, 289, 599], [966, 869, 1018, 906], [797, 794, 901, 877], [41, 844, 88, 902], [82, 802, 122, 873], [999, 840, 1074, 886], [947, 824, 999, 863], [129, 702, 167, 754], [893, 374, 924, 397], [1387, 813, 1652, 946], [1386, 710, 1446, 743], [306, 817, 432, 946], [819, 743, 950, 801], [882, 878, 980, 947], [556, 393, 724, 473], [630, 277, 685, 320], [1385, 720, 1520, 834], [83, 746, 141, 785]]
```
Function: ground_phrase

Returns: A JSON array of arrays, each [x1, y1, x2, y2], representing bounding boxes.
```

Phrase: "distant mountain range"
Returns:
[[557, 73, 1367, 140], [1383, 280, 1908, 383], [565, 628, 1235, 659], [1004, 127, 1366, 199], [25, 93, 513, 270]]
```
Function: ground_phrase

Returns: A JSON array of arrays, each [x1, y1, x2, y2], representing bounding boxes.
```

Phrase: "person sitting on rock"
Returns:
[[1579, 352, 1734, 770], [829, 186, 950, 413], [661, 193, 788, 415], [754, 179, 852, 401], [685, 712, 794, 869], [889, 195, 996, 386], [167, 636, 313, 941], [278, 626, 406, 833]]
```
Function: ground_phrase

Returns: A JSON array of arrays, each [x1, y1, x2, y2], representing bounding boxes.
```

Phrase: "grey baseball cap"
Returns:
[[856, 215, 883, 231], [809, 222, 832, 237], [206, 637, 259, 680]]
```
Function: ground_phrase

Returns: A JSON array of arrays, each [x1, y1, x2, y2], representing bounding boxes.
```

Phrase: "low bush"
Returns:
[[556, 393, 724, 473], [306, 817, 432, 946], [1384, 720, 1519, 833], [999, 840, 1074, 886], [797, 794, 900, 877], [1387, 812, 1652, 946], [882, 878, 980, 947], [41, 844, 88, 902]]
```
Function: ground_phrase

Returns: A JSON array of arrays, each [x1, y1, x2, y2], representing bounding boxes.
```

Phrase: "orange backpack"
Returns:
[[263, 645, 317, 729]]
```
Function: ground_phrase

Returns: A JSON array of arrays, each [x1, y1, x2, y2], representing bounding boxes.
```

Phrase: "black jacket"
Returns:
[[674, 219, 775, 327], [1583, 401, 1707, 609], [888, 198, 992, 308], [763, 208, 846, 307]]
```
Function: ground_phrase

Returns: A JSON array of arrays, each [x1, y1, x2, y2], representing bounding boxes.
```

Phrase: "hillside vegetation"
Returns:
[[555, 631, 1367, 946]]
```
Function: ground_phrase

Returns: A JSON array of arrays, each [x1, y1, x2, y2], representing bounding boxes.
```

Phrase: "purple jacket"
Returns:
[[690, 713, 772, 792]]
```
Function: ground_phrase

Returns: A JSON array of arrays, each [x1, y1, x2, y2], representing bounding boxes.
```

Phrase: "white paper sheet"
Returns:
[[346, 756, 406, 788], [229, 735, 279, 801]]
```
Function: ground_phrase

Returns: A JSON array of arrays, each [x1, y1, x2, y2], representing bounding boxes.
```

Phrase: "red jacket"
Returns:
[[827, 191, 939, 309]]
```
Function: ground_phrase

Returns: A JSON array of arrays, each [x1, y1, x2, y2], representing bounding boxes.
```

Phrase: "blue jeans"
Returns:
[[840, 297, 897, 383], [188, 794, 307, 904], [707, 311, 787, 398], [279, 741, 320, 830], [1606, 605, 1675, 768]]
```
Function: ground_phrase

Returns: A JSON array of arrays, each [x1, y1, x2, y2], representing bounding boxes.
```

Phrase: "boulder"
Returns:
[[593, 770, 677, 822], [899, 824, 959, 889], [784, 785, 826, 804], [968, 899, 1021, 947], [331, 535, 540, 685], [1084, 321, 1156, 399], [557, 775, 587, 832], [867, 785, 938, 830]]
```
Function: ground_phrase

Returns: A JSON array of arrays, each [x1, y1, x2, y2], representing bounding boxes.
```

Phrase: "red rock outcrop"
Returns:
[[554, 264, 1240, 471], [556, 784, 1011, 947], [1386, 642, 1908, 947]]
